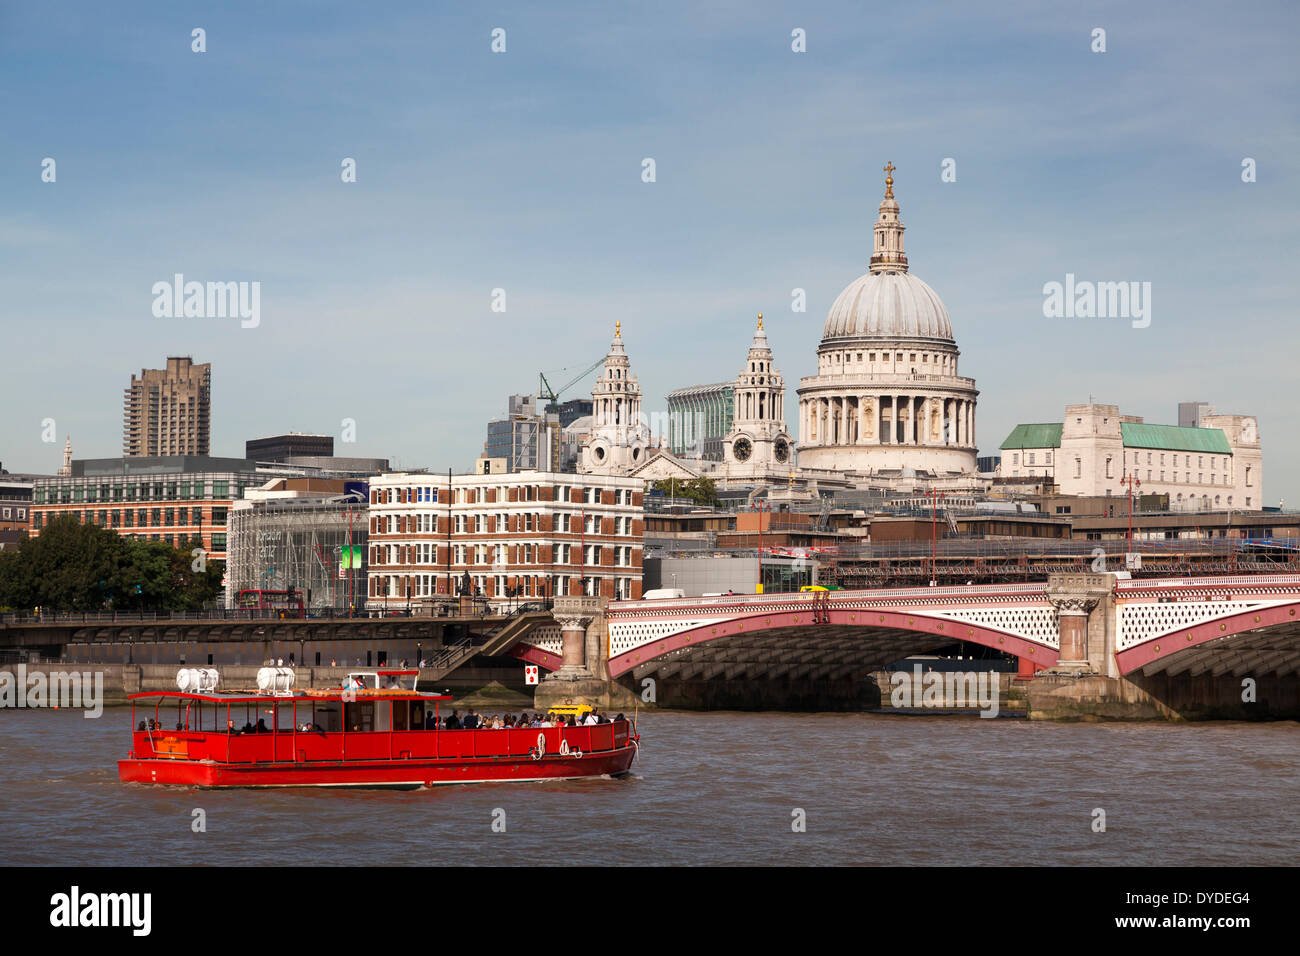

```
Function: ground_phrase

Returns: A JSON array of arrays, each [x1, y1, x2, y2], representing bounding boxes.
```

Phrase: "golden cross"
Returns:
[[615, 320, 621, 338], [883, 161, 896, 198]]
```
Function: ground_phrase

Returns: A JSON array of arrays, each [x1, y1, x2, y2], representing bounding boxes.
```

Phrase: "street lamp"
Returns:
[[1121, 472, 1142, 553], [754, 498, 771, 594], [928, 488, 946, 586]]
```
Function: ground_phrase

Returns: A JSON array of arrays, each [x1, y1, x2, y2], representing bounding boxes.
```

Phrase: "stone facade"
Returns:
[[720, 314, 795, 481], [796, 166, 978, 477], [1001, 403, 1263, 511], [579, 324, 653, 476]]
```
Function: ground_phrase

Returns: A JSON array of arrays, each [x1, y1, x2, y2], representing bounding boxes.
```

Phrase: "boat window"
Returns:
[[315, 703, 341, 732], [393, 701, 408, 732], [275, 703, 295, 732], [343, 701, 375, 732]]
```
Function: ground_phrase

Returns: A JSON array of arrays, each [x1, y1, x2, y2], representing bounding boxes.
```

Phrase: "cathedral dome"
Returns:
[[821, 270, 954, 344]]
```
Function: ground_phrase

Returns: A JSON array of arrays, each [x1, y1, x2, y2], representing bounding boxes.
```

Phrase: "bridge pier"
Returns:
[[1044, 573, 1115, 675], [533, 597, 638, 712]]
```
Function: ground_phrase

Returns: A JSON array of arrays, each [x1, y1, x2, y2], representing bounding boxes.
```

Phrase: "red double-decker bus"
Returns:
[[235, 589, 305, 617]]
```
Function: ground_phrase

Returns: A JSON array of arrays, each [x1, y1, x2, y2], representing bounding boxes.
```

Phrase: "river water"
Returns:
[[1, 708, 1295, 866]]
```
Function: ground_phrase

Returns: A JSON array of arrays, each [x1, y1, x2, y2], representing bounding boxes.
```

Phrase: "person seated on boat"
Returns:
[[444, 710, 462, 730], [256, 718, 269, 733], [242, 721, 254, 733], [583, 710, 599, 726], [176, 722, 184, 731], [226, 720, 237, 734], [137, 720, 147, 731]]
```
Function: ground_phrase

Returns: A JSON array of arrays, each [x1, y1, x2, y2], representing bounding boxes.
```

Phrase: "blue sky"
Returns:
[[2, 1, 1297, 504]]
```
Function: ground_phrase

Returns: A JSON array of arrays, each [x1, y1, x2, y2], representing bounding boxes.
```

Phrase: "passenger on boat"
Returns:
[[256, 719, 269, 733], [227, 720, 237, 734], [137, 720, 146, 731], [583, 710, 599, 726], [445, 710, 462, 729], [242, 722, 254, 733], [463, 710, 479, 730], [148, 718, 157, 730], [176, 722, 184, 731]]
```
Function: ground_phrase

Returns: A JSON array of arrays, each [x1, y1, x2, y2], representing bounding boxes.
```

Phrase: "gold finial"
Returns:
[[757, 312, 763, 330], [615, 320, 621, 338], [883, 161, 896, 199]]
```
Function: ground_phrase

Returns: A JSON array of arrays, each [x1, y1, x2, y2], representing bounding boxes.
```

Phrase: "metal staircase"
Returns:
[[420, 611, 554, 682]]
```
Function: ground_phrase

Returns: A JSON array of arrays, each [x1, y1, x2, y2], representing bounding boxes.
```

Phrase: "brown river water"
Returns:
[[1, 708, 1296, 866]]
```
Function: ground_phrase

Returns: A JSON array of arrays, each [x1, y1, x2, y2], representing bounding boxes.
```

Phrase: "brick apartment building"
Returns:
[[366, 470, 644, 612]]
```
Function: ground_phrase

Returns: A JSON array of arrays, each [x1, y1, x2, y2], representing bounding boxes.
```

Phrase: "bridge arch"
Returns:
[[1115, 600, 1300, 677], [607, 605, 1058, 679]]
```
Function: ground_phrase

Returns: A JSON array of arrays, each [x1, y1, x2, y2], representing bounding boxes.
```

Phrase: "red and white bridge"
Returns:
[[513, 574, 1300, 684]]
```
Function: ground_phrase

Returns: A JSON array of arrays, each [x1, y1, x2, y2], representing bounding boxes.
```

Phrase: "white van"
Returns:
[[642, 588, 686, 600]]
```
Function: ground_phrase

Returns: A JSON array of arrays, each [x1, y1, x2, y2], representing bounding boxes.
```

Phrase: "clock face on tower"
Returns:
[[774, 438, 789, 463], [733, 437, 752, 462]]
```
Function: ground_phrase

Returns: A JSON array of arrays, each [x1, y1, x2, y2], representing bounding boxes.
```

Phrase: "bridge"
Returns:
[[6, 574, 1298, 716], [520, 574, 1300, 716]]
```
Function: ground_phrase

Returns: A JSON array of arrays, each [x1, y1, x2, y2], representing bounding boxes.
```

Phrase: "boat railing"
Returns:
[[134, 718, 633, 764]]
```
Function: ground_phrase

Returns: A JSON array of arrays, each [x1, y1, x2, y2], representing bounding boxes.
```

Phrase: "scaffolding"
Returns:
[[225, 497, 368, 611]]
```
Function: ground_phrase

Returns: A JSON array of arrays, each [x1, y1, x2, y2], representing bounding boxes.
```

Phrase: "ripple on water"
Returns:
[[1, 708, 1297, 865]]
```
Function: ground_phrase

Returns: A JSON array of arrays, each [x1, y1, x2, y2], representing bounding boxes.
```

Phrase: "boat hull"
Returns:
[[118, 744, 638, 789]]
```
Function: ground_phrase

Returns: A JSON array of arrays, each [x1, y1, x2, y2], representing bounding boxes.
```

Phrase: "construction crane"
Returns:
[[538, 357, 604, 407]]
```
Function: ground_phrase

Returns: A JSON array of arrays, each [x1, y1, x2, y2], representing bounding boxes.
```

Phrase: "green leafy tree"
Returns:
[[653, 477, 720, 507], [0, 518, 224, 611], [0, 515, 129, 610]]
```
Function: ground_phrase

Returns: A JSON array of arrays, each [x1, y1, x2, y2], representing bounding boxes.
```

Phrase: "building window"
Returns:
[[1074, 458, 1082, 478]]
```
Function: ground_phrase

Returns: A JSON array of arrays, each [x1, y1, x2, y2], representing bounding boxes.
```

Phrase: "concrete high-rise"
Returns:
[[123, 357, 212, 457]]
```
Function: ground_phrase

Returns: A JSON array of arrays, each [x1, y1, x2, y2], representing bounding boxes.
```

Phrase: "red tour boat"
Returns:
[[118, 669, 639, 789]]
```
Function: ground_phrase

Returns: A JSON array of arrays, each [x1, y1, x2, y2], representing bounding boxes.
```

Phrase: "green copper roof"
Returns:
[[999, 421, 1232, 454], [1000, 424, 1063, 449], [1120, 422, 1232, 454]]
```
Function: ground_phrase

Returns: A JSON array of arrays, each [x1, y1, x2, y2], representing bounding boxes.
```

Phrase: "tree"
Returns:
[[0, 515, 129, 610], [0, 518, 224, 611], [652, 477, 720, 507]]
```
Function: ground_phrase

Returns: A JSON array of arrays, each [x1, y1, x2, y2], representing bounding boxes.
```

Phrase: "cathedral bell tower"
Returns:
[[580, 322, 651, 475], [723, 314, 794, 473]]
